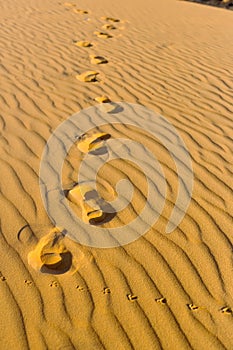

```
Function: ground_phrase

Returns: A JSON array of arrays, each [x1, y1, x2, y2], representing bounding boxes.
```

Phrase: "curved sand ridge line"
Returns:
[[0, 0, 233, 349]]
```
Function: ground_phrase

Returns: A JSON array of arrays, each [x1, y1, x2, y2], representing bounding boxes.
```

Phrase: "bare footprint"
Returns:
[[76, 71, 99, 82], [76, 132, 111, 153], [63, 2, 76, 7], [90, 55, 108, 65], [101, 16, 120, 23], [98, 102, 123, 114], [94, 95, 111, 103], [67, 183, 115, 225], [27, 228, 73, 274], [94, 31, 112, 39], [73, 9, 88, 14], [74, 41, 92, 48]]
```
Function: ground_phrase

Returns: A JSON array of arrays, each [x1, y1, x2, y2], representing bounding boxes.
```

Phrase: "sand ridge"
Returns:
[[0, 0, 233, 349]]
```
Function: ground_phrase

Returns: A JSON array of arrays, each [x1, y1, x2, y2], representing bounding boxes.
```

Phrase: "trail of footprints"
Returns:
[[1, 269, 232, 315], [63, 2, 122, 96], [12, 1, 232, 318], [10, 1, 231, 334]]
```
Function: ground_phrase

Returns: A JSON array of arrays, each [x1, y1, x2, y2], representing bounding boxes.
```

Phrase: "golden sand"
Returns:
[[0, 0, 233, 348]]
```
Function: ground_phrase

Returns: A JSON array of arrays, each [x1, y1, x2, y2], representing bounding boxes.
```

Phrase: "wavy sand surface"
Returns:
[[0, 0, 233, 349]]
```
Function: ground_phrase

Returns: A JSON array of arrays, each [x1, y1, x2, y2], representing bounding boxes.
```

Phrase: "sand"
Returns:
[[0, 0, 233, 349]]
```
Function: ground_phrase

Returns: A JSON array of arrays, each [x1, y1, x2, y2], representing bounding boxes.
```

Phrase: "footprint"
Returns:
[[101, 16, 120, 23], [98, 102, 123, 114], [73, 9, 88, 14], [94, 31, 112, 39], [76, 132, 111, 153], [63, 2, 76, 6], [103, 287, 111, 294], [187, 303, 199, 311], [102, 24, 116, 30], [127, 294, 138, 301], [76, 71, 99, 82], [155, 297, 167, 305], [220, 306, 232, 315], [24, 279, 33, 286], [95, 95, 111, 103], [74, 41, 92, 48], [90, 55, 108, 65], [67, 183, 115, 225], [27, 228, 72, 274]]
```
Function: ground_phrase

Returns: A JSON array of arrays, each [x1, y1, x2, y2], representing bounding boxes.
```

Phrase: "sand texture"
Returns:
[[0, 0, 233, 349]]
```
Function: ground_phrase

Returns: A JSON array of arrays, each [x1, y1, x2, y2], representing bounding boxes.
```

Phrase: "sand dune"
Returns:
[[0, 0, 233, 349]]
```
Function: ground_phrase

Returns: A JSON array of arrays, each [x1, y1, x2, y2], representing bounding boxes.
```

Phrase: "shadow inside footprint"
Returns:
[[41, 251, 72, 275], [102, 24, 116, 30], [76, 132, 111, 153], [220, 306, 232, 315], [95, 95, 111, 103], [28, 228, 74, 275], [74, 40, 92, 47], [89, 205, 115, 225], [76, 71, 99, 82], [94, 31, 112, 39], [101, 16, 120, 22], [73, 9, 89, 14], [90, 55, 108, 65], [187, 303, 199, 311], [98, 102, 124, 114], [89, 145, 108, 156], [67, 184, 116, 225], [127, 294, 138, 301], [155, 297, 167, 305]]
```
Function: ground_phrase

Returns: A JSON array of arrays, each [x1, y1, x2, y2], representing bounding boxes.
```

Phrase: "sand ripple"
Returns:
[[0, 0, 232, 349]]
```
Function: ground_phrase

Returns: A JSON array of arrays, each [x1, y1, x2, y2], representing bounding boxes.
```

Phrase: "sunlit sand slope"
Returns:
[[0, 0, 232, 349]]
